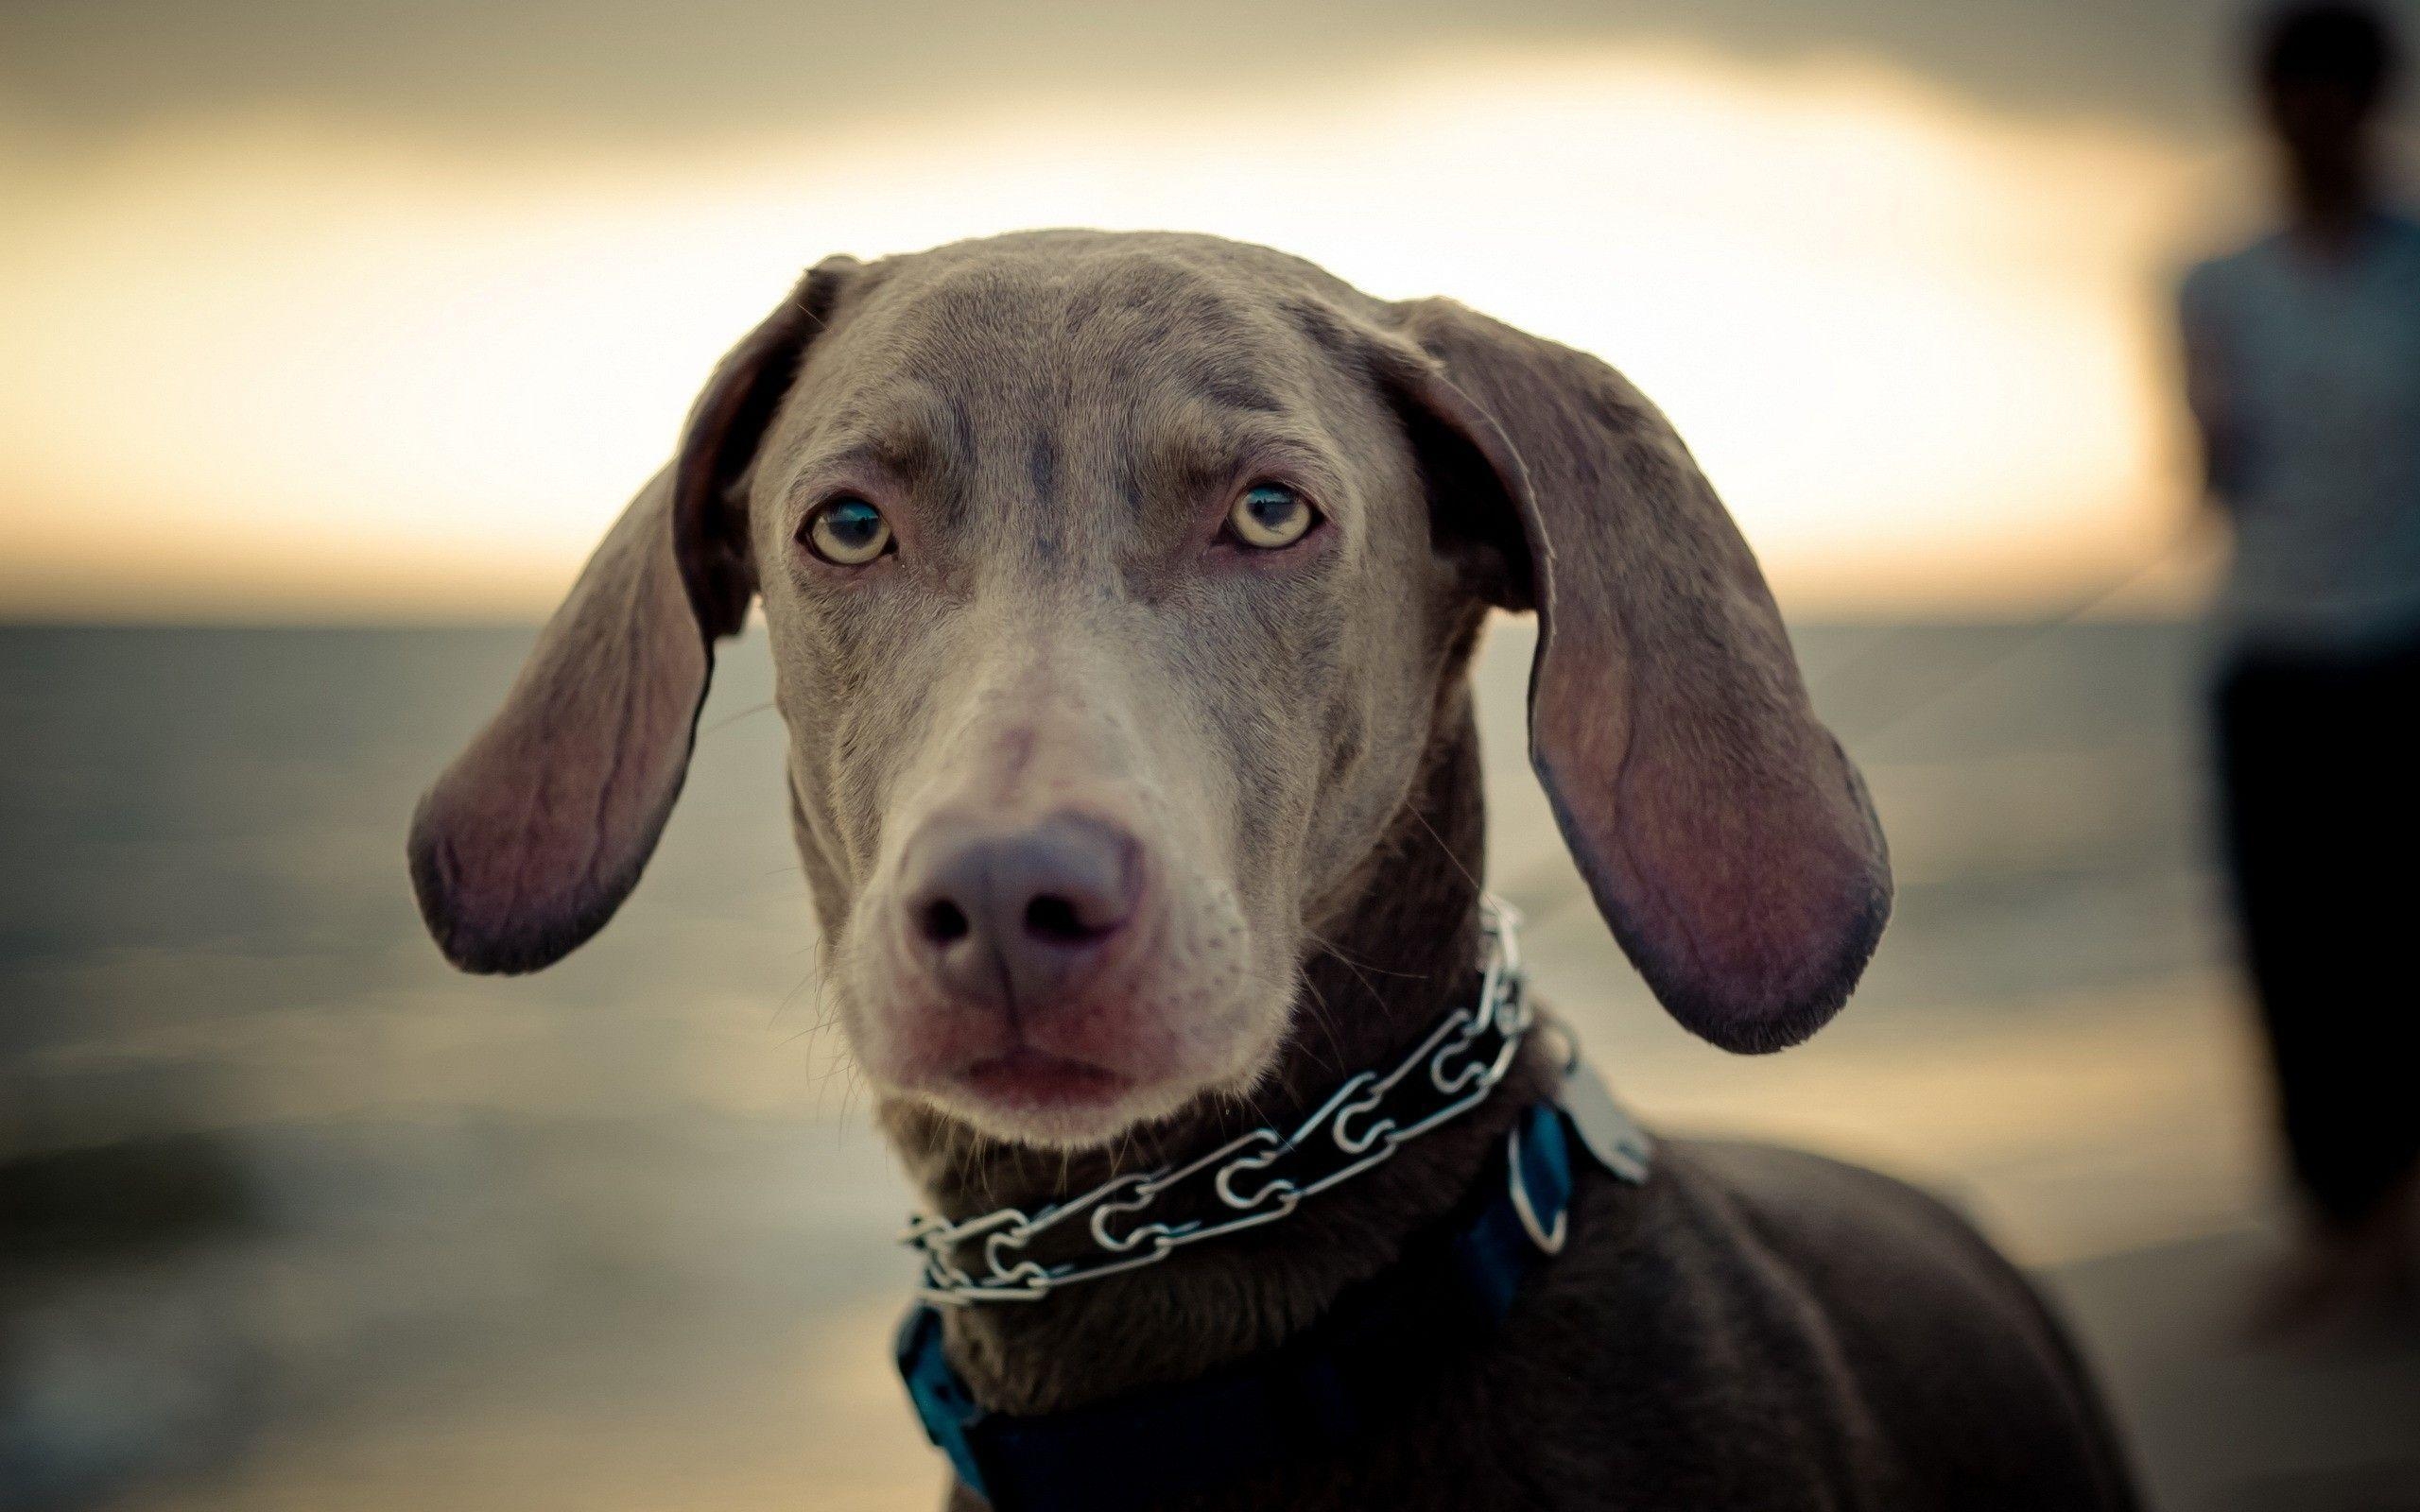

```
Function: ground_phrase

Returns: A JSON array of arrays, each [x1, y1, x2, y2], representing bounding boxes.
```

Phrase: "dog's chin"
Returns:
[[915, 1055, 1211, 1150], [845, 934, 1300, 1151], [873, 1012, 1291, 1152]]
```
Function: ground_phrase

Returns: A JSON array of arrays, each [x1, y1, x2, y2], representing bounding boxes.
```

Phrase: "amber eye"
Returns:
[[801, 497, 893, 566], [1226, 482, 1318, 550]]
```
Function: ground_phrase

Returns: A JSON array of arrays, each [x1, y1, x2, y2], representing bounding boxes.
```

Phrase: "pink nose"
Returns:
[[901, 814, 1143, 1015]]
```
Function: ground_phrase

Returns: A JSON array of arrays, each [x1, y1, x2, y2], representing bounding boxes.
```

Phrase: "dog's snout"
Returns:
[[903, 815, 1143, 1013]]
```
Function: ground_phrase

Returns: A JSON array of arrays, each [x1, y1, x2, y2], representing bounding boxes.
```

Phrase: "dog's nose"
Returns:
[[902, 814, 1142, 1013]]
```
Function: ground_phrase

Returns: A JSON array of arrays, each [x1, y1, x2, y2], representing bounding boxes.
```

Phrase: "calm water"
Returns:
[[7, 620, 2396, 1511]]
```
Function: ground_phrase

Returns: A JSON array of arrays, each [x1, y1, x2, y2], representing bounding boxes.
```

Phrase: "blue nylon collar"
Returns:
[[896, 1098, 1595, 1512]]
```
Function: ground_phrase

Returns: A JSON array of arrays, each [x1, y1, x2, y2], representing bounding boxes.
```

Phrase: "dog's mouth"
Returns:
[[887, 1013, 1271, 1149], [851, 866, 1283, 1148], [954, 1044, 1136, 1113]]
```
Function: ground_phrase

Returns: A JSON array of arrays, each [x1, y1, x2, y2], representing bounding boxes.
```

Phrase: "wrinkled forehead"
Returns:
[[765, 250, 1368, 537]]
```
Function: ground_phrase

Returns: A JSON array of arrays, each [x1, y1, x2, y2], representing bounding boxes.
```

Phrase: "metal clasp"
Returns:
[[1506, 1117, 1567, 1256]]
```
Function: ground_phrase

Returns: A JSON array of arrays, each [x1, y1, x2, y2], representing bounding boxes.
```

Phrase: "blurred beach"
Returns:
[[4, 617, 2415, 1512]]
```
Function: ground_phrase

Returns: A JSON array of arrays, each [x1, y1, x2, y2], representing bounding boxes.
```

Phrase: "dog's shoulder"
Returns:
[[1499, 1136, 2135, 1510]]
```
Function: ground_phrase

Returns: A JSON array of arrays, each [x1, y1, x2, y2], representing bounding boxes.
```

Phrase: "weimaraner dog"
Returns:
[[409, 230, 2136, 1510]]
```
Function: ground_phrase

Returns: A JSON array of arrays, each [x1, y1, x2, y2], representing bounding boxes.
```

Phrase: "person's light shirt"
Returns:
[[2180, 211, 2420, 654]]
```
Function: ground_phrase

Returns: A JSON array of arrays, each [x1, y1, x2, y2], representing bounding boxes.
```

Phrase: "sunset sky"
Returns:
[[0, 0, 2372, 620]]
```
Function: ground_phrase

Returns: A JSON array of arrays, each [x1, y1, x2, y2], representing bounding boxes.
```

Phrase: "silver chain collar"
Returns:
[[901, 898, 1533, 1305]]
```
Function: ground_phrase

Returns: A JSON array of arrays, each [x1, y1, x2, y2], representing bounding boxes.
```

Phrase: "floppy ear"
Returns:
[[1382, 298, 1890, 1052], [408, 258, 857, 973]]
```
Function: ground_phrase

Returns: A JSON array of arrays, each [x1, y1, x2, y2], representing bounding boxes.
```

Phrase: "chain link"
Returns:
[[901, 898, 1531, 1304]]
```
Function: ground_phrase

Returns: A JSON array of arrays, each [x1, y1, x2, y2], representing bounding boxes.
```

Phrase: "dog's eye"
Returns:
[[802, 497, 893, 566], [1226, 483, 1318, 550]]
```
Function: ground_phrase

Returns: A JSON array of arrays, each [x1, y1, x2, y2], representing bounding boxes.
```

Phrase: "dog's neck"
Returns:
[[881, 692, 1552, 1416]]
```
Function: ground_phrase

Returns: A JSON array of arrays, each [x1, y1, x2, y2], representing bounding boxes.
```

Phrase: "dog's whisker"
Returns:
[[1300, 927, 1422, 980], [700, 697, 778, 736], [1403, 805, 1485, 907], [1288, 978, 1347, 1078], [1317, 947, 1391, 1018], [769, 964, 826, 1032]]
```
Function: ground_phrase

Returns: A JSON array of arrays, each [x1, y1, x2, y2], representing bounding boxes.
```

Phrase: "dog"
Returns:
[[407, 230, 2137, 1510]]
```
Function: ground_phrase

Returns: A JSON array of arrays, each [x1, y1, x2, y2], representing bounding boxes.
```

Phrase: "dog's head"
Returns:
[[408, 231, 1889, 1149]]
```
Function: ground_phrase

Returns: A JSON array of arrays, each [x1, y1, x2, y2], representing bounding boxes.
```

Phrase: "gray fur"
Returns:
[[407, 230, 2134, 1509]]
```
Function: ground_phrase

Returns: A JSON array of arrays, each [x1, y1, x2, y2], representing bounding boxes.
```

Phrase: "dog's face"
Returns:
[[750, 243, 1476, 1143], [408, 231, 1891, 1153]]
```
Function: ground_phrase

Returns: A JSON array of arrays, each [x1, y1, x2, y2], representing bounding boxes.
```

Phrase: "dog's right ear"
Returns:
[[407, 257, 858, 973]]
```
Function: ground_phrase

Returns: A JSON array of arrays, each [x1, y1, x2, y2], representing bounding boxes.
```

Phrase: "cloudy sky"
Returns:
[[6, 0, 2410, 618]]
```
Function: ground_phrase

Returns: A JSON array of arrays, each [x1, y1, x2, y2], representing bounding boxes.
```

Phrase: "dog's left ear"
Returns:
[[1374, 298, 1891, 1052], [408, 258, 857, 974]]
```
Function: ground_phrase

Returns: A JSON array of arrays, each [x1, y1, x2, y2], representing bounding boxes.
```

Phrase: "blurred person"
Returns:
[[2178, 1, 2420, 1331]]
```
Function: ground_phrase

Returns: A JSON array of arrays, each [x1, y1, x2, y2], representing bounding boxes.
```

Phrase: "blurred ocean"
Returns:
[[3, 621, 2412, 1511]]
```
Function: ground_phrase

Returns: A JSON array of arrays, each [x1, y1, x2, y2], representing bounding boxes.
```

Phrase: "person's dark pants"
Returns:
[[2214, 628, 2420, 1233]]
